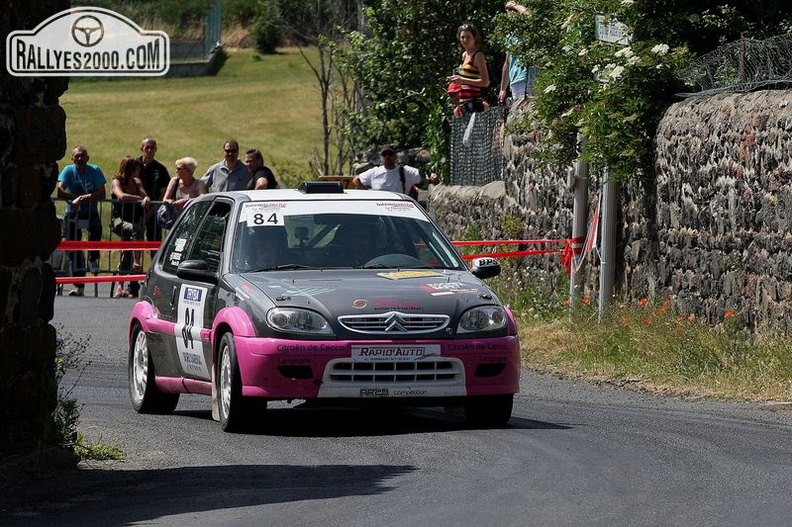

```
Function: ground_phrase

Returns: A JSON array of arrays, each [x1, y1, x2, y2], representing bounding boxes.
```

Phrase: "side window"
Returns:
[[161, 200, 212, 275], [187, 202, 232, 273]]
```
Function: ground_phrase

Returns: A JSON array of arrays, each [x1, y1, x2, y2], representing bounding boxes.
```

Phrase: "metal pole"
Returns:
[[569, 132, 589, 310], [598, 167, 618, 321]]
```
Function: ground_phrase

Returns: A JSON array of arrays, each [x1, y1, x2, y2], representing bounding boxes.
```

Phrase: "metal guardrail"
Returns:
[[52, 198, 167, 297]]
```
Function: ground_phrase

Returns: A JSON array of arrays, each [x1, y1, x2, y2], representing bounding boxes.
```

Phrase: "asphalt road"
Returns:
[[3, 294, 792, 526]]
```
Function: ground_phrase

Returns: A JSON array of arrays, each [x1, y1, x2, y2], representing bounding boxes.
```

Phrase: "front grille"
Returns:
[[328, 359, 462, 383], [339, 311, 449, 334]]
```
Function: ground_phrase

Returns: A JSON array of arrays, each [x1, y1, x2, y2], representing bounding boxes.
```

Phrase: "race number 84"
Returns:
[[253, 213, 279, 225], [181, 307, 195, 348]]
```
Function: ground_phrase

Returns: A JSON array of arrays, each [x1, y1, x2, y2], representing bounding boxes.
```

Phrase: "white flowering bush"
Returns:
[[491, 0, 790, 179]]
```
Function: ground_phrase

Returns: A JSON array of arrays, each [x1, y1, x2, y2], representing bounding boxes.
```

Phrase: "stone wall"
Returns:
[[428, 90, 792, 330], [656, 90, 792, 329], [0, 1, 69, 452]]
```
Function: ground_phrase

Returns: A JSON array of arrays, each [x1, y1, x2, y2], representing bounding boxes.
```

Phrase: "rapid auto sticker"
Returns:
[[352, 344, 441, 362], [174, 284, 210, 379], [377, 270, 444, 280]]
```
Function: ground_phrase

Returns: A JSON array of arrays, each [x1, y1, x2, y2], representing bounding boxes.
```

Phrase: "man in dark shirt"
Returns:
[[138, 137, 170, 248], [245, 148, 280, 190]]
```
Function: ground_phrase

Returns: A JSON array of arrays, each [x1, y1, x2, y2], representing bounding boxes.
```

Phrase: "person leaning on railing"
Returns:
[[163, 157, 207, 216], [110, 156, 150, 299], [56, 145, 107, 297]]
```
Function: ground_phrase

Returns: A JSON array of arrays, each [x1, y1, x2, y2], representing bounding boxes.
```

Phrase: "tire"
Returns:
[[128, 322, 179, 414], [217, 332, 266, 432], [464, 394, 514, 428]]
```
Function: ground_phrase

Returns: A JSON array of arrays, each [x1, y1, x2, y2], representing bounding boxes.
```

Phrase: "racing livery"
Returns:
[[128, 182, 520, 431]]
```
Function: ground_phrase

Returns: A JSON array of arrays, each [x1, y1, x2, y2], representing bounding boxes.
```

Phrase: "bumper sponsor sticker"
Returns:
[[352, 344, 441, 362]]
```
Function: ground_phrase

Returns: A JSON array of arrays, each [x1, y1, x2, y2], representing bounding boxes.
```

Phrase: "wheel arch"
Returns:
[[128, 301, 158, 346], [212, 322, 234, 367]]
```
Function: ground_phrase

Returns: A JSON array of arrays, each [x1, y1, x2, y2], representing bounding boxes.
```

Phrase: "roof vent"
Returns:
[[298, 181, 344, 194]]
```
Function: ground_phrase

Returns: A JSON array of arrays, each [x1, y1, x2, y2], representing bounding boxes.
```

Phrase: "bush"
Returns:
[[251, 1, 282, 55]]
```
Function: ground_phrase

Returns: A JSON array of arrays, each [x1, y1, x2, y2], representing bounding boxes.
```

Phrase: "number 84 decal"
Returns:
[[175, 284, 210, 378]]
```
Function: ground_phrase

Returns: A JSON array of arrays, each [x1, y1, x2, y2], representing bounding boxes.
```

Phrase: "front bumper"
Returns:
[[233, 336, 520, 401]]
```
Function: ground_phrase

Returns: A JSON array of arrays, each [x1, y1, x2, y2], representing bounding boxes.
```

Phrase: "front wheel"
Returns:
[[128, 322, 179, 414], [217, 332, 266, 432], [464, 394, 514, 428]]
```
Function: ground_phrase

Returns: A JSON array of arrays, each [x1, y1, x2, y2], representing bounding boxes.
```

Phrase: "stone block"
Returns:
[[12, 106, 67, 165]]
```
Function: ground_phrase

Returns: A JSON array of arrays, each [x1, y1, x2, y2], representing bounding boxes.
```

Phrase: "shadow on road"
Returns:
[[0, 463, 416, 526], [173, 405, 571, 436]]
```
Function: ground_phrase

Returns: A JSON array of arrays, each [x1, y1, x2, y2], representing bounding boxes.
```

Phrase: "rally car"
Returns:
[[128, 182, 520, 431]]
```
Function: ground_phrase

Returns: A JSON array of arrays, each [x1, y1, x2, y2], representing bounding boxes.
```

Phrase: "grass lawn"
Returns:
[[57, 47, 324, 188], [53, 47, 325, 280]]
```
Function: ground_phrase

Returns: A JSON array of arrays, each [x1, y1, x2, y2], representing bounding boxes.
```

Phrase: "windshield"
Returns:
[[231, 200, 466, 273]]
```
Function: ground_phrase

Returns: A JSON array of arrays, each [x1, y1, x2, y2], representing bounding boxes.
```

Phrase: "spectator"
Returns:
[[245, 149, 280, 190], [447, 23, 490, 114], [499, 1, 532, 104], [200, 139, 251, 192], [110, 156, 150, 299], [137, 137, 170, 248], [163, 157, 207, 215], [56, 145, 107, 297], [353, 145, 439, 194]]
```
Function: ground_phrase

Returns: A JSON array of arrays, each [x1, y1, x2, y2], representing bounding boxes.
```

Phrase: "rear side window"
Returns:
[[161, 200, 211, 274], [188, 202, 232, 273]]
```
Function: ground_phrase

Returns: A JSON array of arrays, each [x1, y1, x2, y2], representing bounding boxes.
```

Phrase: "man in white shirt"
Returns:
[[353, 144, 434, 194]]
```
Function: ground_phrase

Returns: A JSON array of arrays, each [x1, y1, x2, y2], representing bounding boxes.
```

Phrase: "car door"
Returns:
[[145, 199, 213, 378], [174, 200, 233, 380], [147, 198, 233, 381]]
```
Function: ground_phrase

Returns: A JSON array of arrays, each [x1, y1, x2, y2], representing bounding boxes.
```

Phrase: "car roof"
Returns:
[[200, 188, 412, 203]]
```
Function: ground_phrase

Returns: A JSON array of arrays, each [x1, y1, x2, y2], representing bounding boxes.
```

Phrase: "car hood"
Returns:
[[236, 268, 500, 317]]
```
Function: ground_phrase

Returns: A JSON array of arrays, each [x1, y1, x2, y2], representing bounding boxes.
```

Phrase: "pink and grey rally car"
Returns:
[[128, 182, 519, 432]]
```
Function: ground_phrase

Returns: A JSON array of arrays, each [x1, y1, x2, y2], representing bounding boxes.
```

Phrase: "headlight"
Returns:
[[457, 306, 507, 333], [267, 307, 333, 335]]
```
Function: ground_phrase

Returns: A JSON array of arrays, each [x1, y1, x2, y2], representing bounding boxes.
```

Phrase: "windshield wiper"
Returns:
[[249, 264, 317, 272], [358, 263, 441, 270], [273, 264, 317, 270]]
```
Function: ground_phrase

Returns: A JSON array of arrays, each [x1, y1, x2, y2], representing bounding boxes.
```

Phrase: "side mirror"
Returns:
[[176, 259, 218, 285], [470, 257, 501, 279]]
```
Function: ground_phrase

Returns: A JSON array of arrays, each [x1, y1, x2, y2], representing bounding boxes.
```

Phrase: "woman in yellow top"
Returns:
[[447, 23, 490, 113]]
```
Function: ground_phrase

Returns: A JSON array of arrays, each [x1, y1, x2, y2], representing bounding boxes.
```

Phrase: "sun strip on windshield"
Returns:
[[239, 200, 428, 226]]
